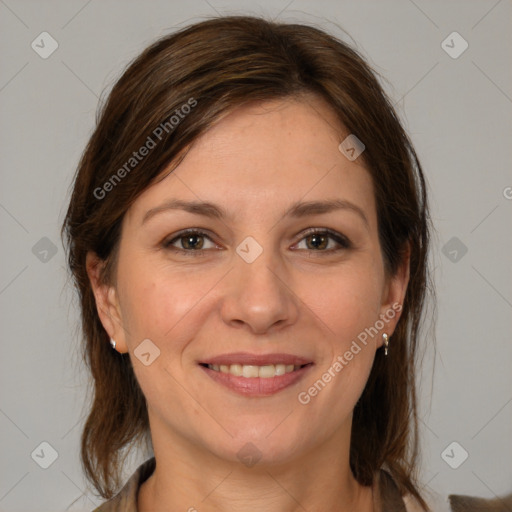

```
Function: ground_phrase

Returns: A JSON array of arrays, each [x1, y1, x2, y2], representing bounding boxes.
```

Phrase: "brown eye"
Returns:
[[163, 229, 217, 255], [177, 233, 204, 250], [305, 233, 329, 250], [295, 229, 351, 253]]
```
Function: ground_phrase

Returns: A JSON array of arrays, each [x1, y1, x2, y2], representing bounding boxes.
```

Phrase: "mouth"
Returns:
[[198, 353, 314, 396]]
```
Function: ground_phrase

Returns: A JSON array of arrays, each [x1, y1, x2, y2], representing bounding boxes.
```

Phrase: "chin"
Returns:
[[213, 425, 309, 468]]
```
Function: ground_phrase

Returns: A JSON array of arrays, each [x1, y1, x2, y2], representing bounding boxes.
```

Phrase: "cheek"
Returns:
[[117, 261, 221, 347], [293, 265, 384, 439], [116, 263, 217, 409], [308, 264, 384, 342]]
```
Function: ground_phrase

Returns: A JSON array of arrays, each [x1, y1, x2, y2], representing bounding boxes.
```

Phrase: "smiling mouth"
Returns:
[[200, 363, 311, 378], [198, 352, 314, 396]]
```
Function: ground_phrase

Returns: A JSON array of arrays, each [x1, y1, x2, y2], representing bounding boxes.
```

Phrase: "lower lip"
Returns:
[[199, 364, 313, 397]]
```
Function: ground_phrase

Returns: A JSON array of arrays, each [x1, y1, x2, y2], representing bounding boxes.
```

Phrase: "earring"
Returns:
[[382, 333, 389, 356], [110, 338, 116, 350]]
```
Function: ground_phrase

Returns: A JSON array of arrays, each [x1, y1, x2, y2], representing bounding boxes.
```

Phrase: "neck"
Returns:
[[138, 416, 376, 512]]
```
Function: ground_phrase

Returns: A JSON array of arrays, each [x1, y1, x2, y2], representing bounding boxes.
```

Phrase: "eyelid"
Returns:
[[162, 228, 219, 253], [294, 227, 351, 250], [163, 227, 352, 256]]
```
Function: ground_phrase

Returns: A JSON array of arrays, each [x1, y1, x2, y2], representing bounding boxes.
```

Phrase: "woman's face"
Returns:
[[89, 95, 408, 468]]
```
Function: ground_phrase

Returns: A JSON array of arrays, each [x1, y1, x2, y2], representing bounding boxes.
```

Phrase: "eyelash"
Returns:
[[162, 228, 352, 257]]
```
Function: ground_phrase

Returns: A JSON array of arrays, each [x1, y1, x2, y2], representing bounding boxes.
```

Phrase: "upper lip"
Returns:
[[200, 352, 313, 366]]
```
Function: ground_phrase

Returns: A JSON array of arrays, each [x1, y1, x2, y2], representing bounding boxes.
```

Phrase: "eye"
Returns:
[[163, 229, 218, 256], [293, 228, 351, 253], [162, 227, 351, 257]]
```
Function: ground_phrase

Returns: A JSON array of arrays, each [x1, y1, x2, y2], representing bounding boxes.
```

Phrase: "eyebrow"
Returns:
[[142, 198, 369, 230]]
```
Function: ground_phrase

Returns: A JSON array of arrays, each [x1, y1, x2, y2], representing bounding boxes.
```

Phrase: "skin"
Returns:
[[87, 94, 410, 512]]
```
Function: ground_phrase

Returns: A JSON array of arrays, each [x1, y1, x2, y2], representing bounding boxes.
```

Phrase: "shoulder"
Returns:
[[448, 492, 512, 511], [403, 486, 453, 512], [92, 458, 156, 512], [379, 468, 453, 512]]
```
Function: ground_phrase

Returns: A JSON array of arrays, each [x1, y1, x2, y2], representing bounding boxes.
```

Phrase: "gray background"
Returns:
[[0, 0, 511, 510]]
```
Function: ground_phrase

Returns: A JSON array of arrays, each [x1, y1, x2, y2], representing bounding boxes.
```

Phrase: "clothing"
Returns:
[[92, 457, 451, 511], [93, 458, 155, 512]]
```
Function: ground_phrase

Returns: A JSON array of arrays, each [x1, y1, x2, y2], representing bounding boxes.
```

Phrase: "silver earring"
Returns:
[[110, 338, 116, 350], [382, 333, 389, 356]]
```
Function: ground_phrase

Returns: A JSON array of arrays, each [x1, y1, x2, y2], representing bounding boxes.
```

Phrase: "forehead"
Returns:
[[125, 95, 376, 228]]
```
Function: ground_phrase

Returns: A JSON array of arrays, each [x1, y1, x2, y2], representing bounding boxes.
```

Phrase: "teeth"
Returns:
[[207, 363, 302, 378], [258, 365, 275, 378], [230, 364, 243, 376], [274, 364, 286, 376], [242, 365, 259, 378]]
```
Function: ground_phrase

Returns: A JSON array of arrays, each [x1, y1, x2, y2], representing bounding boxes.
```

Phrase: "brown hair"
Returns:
[[61, 14, 434, 509]]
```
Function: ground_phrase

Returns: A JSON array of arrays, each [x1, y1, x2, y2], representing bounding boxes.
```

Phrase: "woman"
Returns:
[[62, 15, 445, 512]]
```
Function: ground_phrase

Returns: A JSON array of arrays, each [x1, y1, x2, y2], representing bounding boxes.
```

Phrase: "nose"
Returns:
[[220, 243, 300, 335]]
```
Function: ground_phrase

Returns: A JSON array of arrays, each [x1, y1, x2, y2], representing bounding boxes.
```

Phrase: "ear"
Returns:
[[86, 251, 128, 353], [377, 241, 411, 347]]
